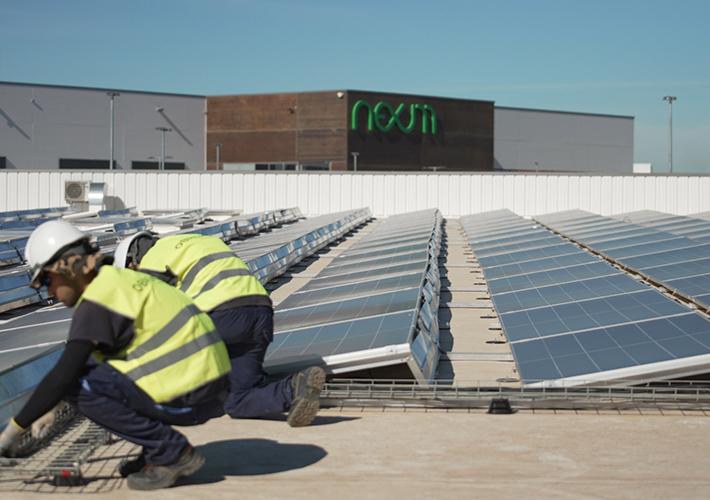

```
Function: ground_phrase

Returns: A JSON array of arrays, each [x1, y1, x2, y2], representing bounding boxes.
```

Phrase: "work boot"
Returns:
[[126, 446, 205, 490], [287, 366, 325, 427], [119, 454, 146, 478]]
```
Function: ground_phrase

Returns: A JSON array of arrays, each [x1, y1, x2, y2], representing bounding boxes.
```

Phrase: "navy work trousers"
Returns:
[[64, 362, 225, 466], [209, 305, 293, 418]]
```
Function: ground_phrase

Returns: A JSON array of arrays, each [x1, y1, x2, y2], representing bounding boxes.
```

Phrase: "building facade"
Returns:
[[0, 81, 206, 171], [494, 107, 634, 173], [207, 90, 495, 172], [1, 81, 633, 174]]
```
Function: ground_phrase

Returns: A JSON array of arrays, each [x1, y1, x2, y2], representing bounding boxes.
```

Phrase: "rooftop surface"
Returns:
[[2, 218, 710, 498]]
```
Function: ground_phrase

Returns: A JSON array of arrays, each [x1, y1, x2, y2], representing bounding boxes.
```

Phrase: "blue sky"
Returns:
[[1, 0, 708, 173]]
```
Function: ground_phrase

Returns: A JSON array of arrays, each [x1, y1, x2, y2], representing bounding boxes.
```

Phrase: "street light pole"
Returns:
[[663, 96, 677, 173], [351, 152, 359, 171], [107, 92, 120, 169], [156, 127, 172, 170], [212, 143, 223, 170]]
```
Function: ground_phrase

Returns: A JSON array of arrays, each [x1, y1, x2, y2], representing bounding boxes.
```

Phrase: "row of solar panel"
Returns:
[[535, 209, 710, 308], [0, 206, 77, 226], [0, 207, 372, 427], [0, 207, 311, 313], [461, 209, 710, 386], [265, 209, 443, 383], [235, 209, 372, 284], [1, 207, 306, 270]]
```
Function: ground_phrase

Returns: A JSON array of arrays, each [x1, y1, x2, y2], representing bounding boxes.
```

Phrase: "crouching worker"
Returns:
[[114, 232, 325, 427], [0, 221, 231, 491]]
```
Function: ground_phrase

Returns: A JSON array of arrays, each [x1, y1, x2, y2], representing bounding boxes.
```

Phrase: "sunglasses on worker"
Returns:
[[39, 274, 52, 287]]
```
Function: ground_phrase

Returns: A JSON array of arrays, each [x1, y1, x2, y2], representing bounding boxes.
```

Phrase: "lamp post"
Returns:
[[155, 127, 172, 170], [212, 143, 223, 170], [351, 152, 359, 171], [663, 96, 677, 173], [107, 92, 120, 169]]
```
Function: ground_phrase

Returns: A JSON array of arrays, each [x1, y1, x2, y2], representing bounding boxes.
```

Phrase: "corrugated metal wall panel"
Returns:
[[1, 171, 709, 218]]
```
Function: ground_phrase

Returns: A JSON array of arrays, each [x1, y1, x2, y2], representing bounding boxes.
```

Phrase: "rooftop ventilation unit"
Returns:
[[64, 180, 91, 203]]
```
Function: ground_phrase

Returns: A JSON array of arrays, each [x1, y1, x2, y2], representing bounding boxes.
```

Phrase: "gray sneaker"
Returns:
[[126, 446, 205, 490], [287, 366, 326, 427]]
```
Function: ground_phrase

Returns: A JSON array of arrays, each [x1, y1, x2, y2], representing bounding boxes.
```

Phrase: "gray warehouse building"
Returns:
[[0, 81, 634, 173]]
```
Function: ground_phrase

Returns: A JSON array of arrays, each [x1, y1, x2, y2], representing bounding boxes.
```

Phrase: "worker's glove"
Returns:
[[0, 418, 25, 458], [31, 401, 66, 440]]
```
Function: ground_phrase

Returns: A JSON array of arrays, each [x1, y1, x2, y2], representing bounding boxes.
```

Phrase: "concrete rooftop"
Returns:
[[2, 218, 710, 499]]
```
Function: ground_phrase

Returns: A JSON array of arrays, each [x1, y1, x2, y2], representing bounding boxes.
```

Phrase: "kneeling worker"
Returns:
[[0, 221, 231, 490], [114, 232, 325, 427]]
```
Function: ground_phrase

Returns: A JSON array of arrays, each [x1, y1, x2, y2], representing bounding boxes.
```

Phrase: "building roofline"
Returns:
[[495, 105, 634, 120], [208, 89, 496, 105], [0, 80, 205, 99], [1, 80, 632, 119]]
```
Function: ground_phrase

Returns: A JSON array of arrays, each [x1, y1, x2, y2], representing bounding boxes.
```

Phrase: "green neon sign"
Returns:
[[351, 100, 437, 134]]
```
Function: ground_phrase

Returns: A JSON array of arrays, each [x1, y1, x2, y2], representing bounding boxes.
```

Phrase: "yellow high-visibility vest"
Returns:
[[139, 234, 270, 312], [77, 266, 231, 404]]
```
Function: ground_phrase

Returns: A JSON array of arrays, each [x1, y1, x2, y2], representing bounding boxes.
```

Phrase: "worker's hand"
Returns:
[[31, 401, 66, 439], [0, 419, 25, 458]]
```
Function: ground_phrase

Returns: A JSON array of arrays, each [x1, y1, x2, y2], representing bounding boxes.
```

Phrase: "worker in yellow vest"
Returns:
[[114, 232, 325, 428], [0, 221, 231, 491]]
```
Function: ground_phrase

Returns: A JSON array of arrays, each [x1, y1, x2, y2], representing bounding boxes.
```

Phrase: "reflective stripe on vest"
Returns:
[[139, 234, 269, 312], [190, 268, 253, 300], [179, 251, 244, 292], [126, 304, 203, 361], [124, 327, 224, 382]]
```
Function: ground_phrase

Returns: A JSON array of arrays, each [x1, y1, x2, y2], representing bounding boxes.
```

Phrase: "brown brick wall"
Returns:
[[206, 90, 493, 171], [347, 91, 494, 171]]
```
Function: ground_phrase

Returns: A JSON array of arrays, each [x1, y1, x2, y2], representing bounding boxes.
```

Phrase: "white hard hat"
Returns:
[[113, 231, 153, 269], [25, 220, 91, 287]]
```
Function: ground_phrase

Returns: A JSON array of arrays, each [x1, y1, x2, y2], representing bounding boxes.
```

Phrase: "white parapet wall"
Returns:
[[1, 170, 709, 218]]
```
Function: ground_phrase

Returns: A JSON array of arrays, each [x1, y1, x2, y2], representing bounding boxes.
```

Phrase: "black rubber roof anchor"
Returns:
[[487, 398, 516, 414]]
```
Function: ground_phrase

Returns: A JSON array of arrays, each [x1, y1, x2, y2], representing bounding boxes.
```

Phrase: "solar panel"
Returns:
[[0, 269, 46, 313], [328, 242, 431, 267], [477, 243, 583, 269], [266, 310, 418, 371], [487, 261, 617, 295], [537, 210, 710, 309], [274, 288, 421, 333], [468, 229, 558, 251], [513, 314, 710, 382], [0, 237, 27, 267], [317, 250, 432, 278], [0, 306, 71, 373], [231, 209, 372, 283], [277, 273, 423, 310], [0, 347, 64, 426], [500, 289, 691, 342], [492, 274, 649, 314], [462, 209, 710, 386], [615, 210, 710, 244], [266, 209, 443, 383], [470, 235, 565, 258], [480, 252, 600, 281], [306, 261, 428, 289]]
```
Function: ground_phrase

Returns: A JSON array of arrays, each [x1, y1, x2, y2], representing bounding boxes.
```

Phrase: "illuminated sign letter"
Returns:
[[417, 104, 437, 134], [351, 100, 374, 131], [374, 102, 396, 132]]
